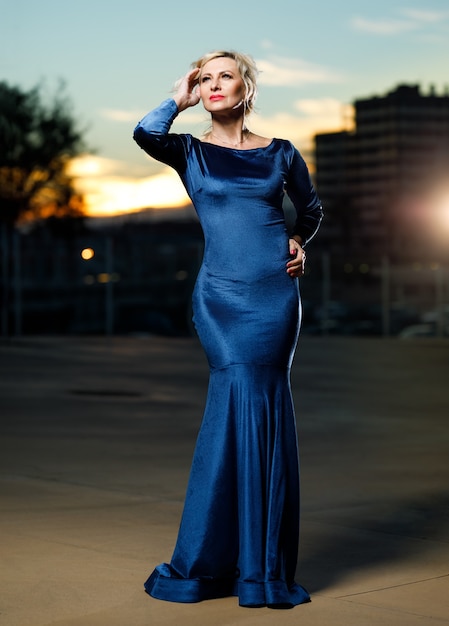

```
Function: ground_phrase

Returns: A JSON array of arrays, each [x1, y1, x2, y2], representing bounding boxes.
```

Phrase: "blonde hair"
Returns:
[[191, 50, 259, 116]]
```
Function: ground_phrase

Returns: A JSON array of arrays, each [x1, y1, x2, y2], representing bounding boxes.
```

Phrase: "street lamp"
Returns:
[[80, 247, 95, 261]]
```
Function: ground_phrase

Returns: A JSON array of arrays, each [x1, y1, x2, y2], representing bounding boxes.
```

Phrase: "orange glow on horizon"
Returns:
[[69, 155, 190, 218]]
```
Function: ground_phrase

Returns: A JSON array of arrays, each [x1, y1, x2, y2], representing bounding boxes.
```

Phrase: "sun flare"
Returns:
[[432, 186, 449, 236]]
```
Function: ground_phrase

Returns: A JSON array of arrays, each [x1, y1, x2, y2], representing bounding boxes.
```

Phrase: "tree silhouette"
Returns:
[[0, 80, 86, 225], [0, 81, 87, 336]]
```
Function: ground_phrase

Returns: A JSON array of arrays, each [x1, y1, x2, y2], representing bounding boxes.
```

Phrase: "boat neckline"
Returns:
[[195, 137, 277, 152]]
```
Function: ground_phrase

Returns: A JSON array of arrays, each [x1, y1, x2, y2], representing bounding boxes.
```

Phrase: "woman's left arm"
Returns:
[[285, 145, 324, 277]]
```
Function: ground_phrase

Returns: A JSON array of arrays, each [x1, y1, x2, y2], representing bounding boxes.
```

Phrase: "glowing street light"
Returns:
[[80, 247, 95, 260]]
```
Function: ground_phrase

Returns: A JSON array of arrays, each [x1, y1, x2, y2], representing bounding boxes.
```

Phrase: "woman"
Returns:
[[133, 50, 323, 608]]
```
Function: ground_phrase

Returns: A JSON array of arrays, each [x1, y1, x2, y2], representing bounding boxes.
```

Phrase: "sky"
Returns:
[[1, 0, 449, 217]]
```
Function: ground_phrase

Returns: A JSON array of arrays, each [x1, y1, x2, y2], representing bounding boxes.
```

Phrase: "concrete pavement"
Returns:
[[1, 335, 448, 625]]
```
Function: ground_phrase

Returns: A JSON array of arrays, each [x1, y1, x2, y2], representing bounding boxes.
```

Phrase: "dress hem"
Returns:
[[144, 565, 311, 608]]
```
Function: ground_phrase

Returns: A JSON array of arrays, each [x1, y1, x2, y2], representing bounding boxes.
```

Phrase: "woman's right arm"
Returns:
[[133, 69, 201, 168], [133, 98, 184, 167]]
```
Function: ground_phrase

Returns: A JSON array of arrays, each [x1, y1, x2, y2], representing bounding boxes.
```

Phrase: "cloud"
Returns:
[[400, 8, 449, 23], [256, 56, 343, 87], [294, 98, 349, 118], [100, 109, 146, 122], [172, 111, 206, 125], [351, 16, 416, 35], [100, 108, 206, 125], [250, 98, 353, 155], [351, 7, 449, 36], [69, 154, 125, 177]]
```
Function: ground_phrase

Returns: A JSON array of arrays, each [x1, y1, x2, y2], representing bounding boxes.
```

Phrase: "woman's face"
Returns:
[[199, 57, 246, 114]]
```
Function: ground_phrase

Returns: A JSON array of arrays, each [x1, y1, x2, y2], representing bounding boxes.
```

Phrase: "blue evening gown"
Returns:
[[133, 99, 323, 608]]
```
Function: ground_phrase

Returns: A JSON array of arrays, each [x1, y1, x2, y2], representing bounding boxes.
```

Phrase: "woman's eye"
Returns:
[[201, 76, 210, 83]]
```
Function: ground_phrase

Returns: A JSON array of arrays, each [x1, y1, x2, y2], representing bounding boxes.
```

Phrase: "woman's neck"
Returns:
[[206, 113, 246, 144], [209, 127, 250, 147]]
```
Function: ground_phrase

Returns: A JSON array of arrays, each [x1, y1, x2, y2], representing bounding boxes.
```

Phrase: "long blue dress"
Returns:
[[133, 98, 323, 608]]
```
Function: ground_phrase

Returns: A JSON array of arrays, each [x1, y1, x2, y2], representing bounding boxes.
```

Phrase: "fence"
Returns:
[[1, 225, 448, 338]]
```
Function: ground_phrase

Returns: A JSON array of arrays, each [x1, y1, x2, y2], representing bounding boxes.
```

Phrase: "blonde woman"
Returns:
[[134, 50, 323, 609]]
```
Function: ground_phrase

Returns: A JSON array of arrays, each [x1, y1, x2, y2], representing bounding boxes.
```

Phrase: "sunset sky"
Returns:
[[2, 0, 449, 217]]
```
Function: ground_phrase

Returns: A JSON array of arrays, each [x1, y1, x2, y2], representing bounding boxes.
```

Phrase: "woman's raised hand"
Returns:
[[174, 68, 201, 111]]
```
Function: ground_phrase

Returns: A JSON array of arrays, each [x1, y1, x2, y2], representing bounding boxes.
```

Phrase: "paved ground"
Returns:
[[0, 335, 448, 626]]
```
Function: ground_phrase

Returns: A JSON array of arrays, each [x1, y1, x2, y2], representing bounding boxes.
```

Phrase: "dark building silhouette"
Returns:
[[315, 84, 449, 261]]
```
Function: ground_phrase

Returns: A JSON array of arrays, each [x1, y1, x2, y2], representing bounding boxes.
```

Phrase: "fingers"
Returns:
[[286, 240, 306, 277], [189, 67, 201, 82], [175, 69, 201, 110], [188, 69, 201, 104], [287, 257, 305, 277], [188, 68, 201, 91], [184, 68, 200, 91]]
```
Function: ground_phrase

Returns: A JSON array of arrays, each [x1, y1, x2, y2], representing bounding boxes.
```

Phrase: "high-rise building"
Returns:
[[315, 84, 449, 261]]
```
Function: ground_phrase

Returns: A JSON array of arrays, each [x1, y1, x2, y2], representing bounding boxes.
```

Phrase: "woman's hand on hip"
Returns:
[[286, 238, 306, 278]]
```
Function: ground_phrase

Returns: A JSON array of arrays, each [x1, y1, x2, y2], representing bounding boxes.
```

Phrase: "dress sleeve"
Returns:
[[133, 98, 189, 172], [284, 143, 324, 246]]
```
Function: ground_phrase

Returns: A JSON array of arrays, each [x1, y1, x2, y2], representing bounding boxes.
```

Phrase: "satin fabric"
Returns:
[[134, 99, 323, 607]]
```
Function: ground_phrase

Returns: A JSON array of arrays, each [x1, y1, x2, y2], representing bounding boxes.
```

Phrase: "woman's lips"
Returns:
[[210, 95, 225, 101]]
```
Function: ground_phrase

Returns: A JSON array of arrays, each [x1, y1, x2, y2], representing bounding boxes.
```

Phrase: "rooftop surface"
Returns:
[[1, 335, 448, 625]]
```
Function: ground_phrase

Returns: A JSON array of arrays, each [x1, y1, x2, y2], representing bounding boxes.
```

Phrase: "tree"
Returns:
[[0, 80, 86, 225], [0, 81, 87, 336]]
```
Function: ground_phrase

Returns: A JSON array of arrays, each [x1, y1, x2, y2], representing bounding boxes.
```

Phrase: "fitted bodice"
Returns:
[[133, 99, 323, 282], [183, 139, 299, 281]]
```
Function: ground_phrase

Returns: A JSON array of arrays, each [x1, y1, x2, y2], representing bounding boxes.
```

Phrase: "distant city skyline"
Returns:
[[2, 0, 449, 216]]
